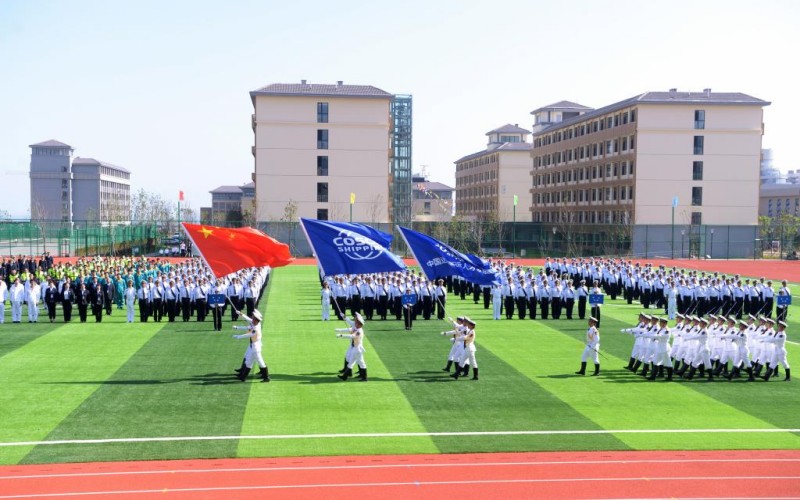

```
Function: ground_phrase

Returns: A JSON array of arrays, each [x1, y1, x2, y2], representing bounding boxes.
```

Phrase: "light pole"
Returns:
[[349, 192, 355, 223], [681, 229, 685, 258], [512, 194, 517, 257], [709, 228, 714, 259]]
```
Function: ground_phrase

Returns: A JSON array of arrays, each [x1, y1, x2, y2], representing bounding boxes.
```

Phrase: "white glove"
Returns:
[[336, 334, 342, 338], [232, 334, 238, 338]]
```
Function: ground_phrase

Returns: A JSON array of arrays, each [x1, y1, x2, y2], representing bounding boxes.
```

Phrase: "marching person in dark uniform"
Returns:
[[165, 280, 178, 322], [44, 279, 59, 323], [577, 279, 588, 319], [77, 282, 90, 323], [377, 277, 389, 320], [92, 283, 105, 322]]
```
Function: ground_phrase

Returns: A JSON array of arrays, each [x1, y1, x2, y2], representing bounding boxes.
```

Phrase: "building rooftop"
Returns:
[[530, 101, 594, 114], [72, 157, 130, 174], [209, 185, 244, 195], [250, 81, 393, 100], [486, 123, 531, 135], [416, 181, 454, 192], [455, 142, 532, 164], [531, 90, 770, 134], [29, 139, 73, 148], [760, 184, 800, 195]]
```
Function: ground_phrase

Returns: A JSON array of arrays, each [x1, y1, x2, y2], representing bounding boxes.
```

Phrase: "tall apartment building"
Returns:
[[250, 81, 412, 224], [529, 90, 769, 257], [29, 140, 131, 223], [454, 124, 533, 221]]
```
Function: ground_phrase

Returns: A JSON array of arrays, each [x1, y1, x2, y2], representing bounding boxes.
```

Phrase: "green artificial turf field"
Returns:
[[1, 265, 799, 465]]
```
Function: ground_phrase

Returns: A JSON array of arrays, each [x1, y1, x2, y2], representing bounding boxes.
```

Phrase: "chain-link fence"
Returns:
[[3, 218, 789, 260], [0, 220, 159, 257]]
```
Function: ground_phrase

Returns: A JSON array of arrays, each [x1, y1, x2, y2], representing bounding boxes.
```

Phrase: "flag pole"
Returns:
[[298, 218, 327, 278], [180, 223, 216, 281], [397, 226, 452, 322]]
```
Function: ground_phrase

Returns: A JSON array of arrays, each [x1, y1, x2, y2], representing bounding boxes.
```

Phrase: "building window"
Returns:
[[423, 201, 431, 214], [693, 136, 704, 155], [317, 102, 329, 123], [317, 182, 328, 202], [317, 208, 328, 220], [317, 156, 328, 176], [694, 110, 705, 129], [692, 161, 703, 181], [317, 129, 328, 149], [691, 212, 702, 225], [691, 186, 703, 206]]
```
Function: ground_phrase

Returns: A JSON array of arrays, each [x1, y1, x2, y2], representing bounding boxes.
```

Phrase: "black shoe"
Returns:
[[591, 363, 600, 376], [234, 358, 247, 374], [472, 368, 479, 380], [785, 368, 791, 382], [338, 368, 352, 381], [259, 367, 270, 382], [338, 358, 348, 374], [237, 367, 251, 382], [442, 360, 453, 372], [575, 361, 586, 376], [358, 368, 368, 382]]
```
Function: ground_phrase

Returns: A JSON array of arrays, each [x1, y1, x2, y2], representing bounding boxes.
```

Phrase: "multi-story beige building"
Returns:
[[529, 90, 769, 257], [759, 184, 800, 218], [454, 124, 532, 221], [250, 81, 412, 224]]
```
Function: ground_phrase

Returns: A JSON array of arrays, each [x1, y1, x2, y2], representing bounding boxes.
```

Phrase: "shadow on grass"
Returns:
[[268, 372, 410, 384], [43, 373, 250, 386]]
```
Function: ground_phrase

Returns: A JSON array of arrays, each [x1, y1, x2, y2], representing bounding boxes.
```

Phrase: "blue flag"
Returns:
[[300, 218, 406, 277], [312, 220, 393, 249], [397, 226, 500, 286]]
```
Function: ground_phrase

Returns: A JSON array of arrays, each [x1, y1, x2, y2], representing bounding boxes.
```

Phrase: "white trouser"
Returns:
[[11, 301, 22, 322], [447, 340, 460, 361], [245, 341, 266, 369], [769, 349, 790, 369], [460, 345, 478, 368], [322, 300, 330, 320], [581, 344, 599, 364], [0, 302, 5, 323], [493, 299, 501, 319], [691, 347, 711, 368], [347, 347, 366, 370], [27, 300, 39, 321], [734, 345, 752, 368], [127, 301, 135, 322]]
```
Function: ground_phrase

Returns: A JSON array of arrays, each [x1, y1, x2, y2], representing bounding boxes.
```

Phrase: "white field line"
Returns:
[[0, 476, 798, 499], [1, 428, 799, 448], [2, 458, 800, 481]]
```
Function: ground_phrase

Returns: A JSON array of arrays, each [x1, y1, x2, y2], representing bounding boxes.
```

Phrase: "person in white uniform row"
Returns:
[[576, 317, 600, 376], [453, 317, 478, 380], [441, 316, 469, 374]]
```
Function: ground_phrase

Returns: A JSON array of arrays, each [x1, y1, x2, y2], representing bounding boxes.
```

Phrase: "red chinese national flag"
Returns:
[[182, 223, 293, 277], [179, 190, 185, 201]]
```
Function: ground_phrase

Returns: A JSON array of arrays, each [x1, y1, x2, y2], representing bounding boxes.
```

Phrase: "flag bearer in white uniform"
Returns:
[[441, 316, 467, 373], [320, 281, 332, 321], [763, 321, 790, 381], [453, 317, 479, 380], [336, 312, 367, 381], [232, 309, 270, 382], [576, 317, 600, 376]]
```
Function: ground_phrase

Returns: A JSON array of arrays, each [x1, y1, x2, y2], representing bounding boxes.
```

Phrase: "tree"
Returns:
[[368, 193, 385, 223], [281, 200, 299, 254]]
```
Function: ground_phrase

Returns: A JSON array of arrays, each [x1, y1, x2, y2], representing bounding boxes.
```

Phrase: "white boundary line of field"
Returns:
[[0, 476, 798, 499], [2, 457, 800, 480], [1, 428, 799, 448]]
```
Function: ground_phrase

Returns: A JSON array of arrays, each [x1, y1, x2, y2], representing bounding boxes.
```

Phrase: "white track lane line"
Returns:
[[0, 476, 798, 499], [2, 458, 800, 480], [1, 428, 799, 447]]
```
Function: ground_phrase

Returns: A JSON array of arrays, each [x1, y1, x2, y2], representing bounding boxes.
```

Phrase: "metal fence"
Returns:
[[3, 218, 791, 261], [0, 220, 159, 257]]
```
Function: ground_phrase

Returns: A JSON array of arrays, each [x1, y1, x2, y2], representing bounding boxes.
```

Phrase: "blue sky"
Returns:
[[1, 0, 797, 218]]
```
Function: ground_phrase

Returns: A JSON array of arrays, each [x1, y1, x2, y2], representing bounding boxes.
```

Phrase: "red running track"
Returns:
[[1, 450, 799, 499]]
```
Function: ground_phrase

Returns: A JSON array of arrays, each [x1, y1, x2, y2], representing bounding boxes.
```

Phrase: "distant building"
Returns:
[[209, 182, 255, 224], [787, 170, 800, 185], [29, 140, 131, 223], [454, 124, 532, 221], [250, 80, 412, 224], [529, 89, 770, 257], [412, 175, 453, 221], [760, 184, 800, 218]]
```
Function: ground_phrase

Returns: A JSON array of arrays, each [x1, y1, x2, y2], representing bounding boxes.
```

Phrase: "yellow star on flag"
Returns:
[[199, 227, 214, 239]]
